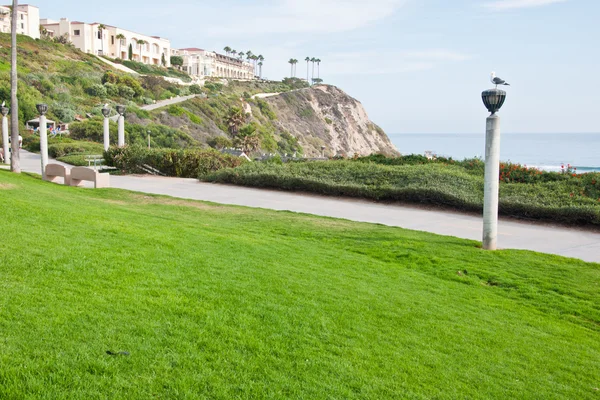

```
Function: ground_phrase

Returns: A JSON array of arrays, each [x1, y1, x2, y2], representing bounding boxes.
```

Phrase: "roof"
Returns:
[[180, 47, 204, 52]]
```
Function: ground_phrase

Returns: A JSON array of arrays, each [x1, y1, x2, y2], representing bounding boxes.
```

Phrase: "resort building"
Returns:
[[173, 48, 255, 80], [0, 4, 40, 39], [40, 18, 171, 67]]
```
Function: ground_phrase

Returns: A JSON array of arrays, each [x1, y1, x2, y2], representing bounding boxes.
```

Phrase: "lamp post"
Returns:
[[1, 105, 9, 164], [481, 88, 507, 250], [147, 130, 151, 149], [36, 103, 49, 179], [116, 105, 125, 147], [321, 145, 325, 158], [101, 106, 111, 151]]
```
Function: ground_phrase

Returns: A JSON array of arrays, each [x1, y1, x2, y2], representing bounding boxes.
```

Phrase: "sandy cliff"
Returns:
[[263, 85, 399, 157]]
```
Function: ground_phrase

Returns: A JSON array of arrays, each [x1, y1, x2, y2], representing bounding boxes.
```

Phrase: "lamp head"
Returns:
[[0, 106, 9, 117], [36, 103, 48, 116], [481, 88, 506, 115], [116, 105, 126, 115], [101, 107, 111, 117]]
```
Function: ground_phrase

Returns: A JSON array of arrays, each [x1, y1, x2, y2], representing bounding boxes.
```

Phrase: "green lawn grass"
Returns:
[[1, 170, 599, 399]]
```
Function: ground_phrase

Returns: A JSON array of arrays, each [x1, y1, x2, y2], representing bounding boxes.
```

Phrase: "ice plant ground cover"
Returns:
[[0, 170, 599, 399]]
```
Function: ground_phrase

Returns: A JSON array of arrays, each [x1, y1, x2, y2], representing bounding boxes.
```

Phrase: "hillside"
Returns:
[[0, 33, 398, 157]]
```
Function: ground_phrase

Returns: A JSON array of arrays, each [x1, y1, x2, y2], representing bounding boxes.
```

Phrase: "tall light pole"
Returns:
[[116, 105, 125, 147], [481, 88, 507, 250], [36, 103, 49, 180], [101, 105, 111, 151], [1, 104, 9, 164]]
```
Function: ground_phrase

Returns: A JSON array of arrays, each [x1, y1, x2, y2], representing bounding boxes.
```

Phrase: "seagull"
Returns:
[[490, 72, 510, 88]]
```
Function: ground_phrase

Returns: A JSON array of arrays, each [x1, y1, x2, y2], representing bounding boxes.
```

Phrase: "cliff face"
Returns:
[[263, 85, 399, 157]]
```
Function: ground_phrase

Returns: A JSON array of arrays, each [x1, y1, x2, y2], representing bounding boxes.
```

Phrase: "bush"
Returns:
[[256, 99, 276, 120], [85, 83, 107, 98], [207, 136, 233, 150], [104, 146, 245, 178], [104, 82, 119, 97], [189, 84, 203, 94], [48, 142, 104, 158], [118, 85, 135, 99]]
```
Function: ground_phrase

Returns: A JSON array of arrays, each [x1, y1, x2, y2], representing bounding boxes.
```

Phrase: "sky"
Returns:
[[34, 0, 599, 134]]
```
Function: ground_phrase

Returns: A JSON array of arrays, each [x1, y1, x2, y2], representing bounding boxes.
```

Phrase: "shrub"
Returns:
[[118, 85, 135, 99], [104, 146, 244, 178], [256, 99, 277, 120], [207, 136, 233, 150], [48, 142, 104, 158], [189, 84, 203, 94], [325, 117, 333, 125], [104, 82, 119, 97]]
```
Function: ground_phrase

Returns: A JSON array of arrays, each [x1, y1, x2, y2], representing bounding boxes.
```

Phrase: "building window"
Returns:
[[97, 31, 102, 39], [74, 29, 80, 36], [20, 14, 23, 20], [20, 23, 24, 29], [111, 36, 114, 45]]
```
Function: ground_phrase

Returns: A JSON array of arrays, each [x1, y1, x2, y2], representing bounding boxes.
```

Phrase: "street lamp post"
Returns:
[[1, 105, 9, 164], [101, 106, 111, 151], [481, 88, 507, 250], [116, 105, 126, 147], [36, 103, 49, 180]]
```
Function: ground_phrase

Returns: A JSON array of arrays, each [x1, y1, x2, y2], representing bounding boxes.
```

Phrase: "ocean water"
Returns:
[[388, 133, 600, 173]]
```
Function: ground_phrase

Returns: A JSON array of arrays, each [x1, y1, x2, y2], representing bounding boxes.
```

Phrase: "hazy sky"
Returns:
[[35, 0, 598, 134]]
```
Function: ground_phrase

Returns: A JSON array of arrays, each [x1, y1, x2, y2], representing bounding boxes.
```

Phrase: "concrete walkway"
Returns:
[[11, 150, 600, 263], [141, 94, 198, 111]]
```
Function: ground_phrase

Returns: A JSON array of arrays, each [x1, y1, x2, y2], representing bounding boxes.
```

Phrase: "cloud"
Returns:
[[196, 0, 409, 37], [484, 0, 568, 11], [325, 49, 472, 76]]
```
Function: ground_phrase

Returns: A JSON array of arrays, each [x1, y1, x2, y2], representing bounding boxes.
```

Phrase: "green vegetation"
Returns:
[[203, 160, 600, 226], [0, 171, 599, 398], [48, 141, 104, 158], [104, 146, 244, 177], [119, 59, 192, 83]]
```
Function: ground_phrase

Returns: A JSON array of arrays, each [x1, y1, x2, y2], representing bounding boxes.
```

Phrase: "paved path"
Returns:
[[11, 151, 600, 263], [141, 95, 198, 111]]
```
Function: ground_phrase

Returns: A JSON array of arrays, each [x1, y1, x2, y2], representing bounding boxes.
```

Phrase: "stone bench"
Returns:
[[44, 163, 71, 185], [69, 166, 110, 189]]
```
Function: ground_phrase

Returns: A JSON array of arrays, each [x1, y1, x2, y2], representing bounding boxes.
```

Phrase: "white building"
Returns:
[[41, 18, 171, 67], [173, 48, 255, 80], [0, 4, 40, 39]]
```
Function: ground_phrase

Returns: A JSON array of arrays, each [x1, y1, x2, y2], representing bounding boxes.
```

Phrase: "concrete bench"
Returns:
[[44, 163, 71, 185], [69, 167, 110, 189]]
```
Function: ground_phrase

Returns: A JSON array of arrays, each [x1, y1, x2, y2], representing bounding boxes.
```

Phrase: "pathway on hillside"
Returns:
[[140, 94, 198, 111], [13, 151, 600, 263]]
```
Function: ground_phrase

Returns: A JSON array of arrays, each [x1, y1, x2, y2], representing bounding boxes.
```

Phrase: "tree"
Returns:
[[223, 46, 231, 56], [116, 33, 126, 59], [137, 39, 147, 63], [9, 0, 19, 172], [305, 57, 310, 82], [97, 24, 106, 55], [225, 107, 246, 135], [170, 56, 183, 68], [161, 53, 166, 66], [310, 57, 316, 83], [288, 58, 294, 77], [128, 43, 133, 60], [239, 134, 261, 153], [316, 58, 321, 79], [231, 50, 237, 58], [258, 61, 263, 79]]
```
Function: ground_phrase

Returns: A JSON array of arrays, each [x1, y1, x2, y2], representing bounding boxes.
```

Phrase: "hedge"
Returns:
[[48, 142, 104, 158], [104, 146, 245, 178]]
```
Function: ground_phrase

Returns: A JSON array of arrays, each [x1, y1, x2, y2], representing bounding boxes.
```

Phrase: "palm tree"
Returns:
[[223, 46, 232, 56], [258, 61, 263, 79], [251, 55, 258, 76], [231, 49, 237, 58], [97, 24, 106, 55], [241, 134, 261, 153], [137, 39, 147, 63], [305, 57, 310, 82], [316, 58, 321, 79], [10, 0, 19, 173], [310, 57, 316, 83], [225, 107, 245, 135], [288, 58, 294, 77], [293, 59, 299, 77], [116, 33, 126, 59]]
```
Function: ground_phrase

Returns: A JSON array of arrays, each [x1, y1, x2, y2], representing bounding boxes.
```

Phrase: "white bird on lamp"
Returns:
[[490, 72, 510, 88]]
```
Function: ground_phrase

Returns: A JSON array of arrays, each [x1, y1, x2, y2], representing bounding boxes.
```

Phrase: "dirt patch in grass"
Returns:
[[0, 183, 15, 189]]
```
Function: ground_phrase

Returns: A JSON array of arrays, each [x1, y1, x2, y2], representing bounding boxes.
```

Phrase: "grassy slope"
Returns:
[[1, 171, 599, 399]]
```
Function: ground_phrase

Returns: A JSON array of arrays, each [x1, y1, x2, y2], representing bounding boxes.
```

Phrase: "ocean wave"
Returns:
[[529, 165, 600, 173]]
